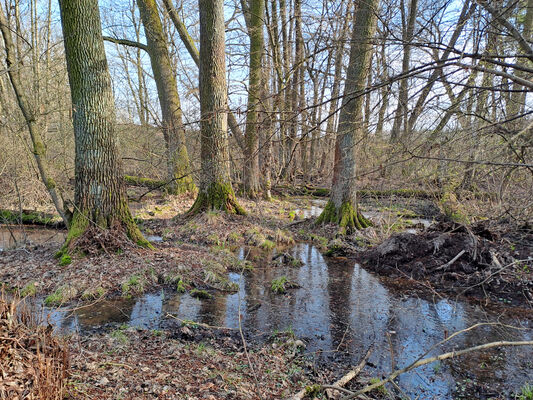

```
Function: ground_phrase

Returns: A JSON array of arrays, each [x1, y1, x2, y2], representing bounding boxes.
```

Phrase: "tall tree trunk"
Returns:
[[390, 0, 418, 141], [0, 2, 69, 228], [137, 0, 195, 194], [261, 55, 273, 201], [323, 3, 351, 175], [58, 0, 148, 248], [243, 0, 265, 198], [161, 0, 246, 151], [189, 0, 245, 215], [317, 0, 378, 233]]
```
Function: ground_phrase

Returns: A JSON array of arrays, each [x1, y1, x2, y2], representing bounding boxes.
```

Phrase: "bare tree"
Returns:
[[188, 0, 245, 215], [58, 0, 148, 248], [317, 0, 378, 232]]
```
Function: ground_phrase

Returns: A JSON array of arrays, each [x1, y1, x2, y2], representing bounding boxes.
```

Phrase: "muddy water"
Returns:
[[39, 243, 532, 398], [0, 226, 67, 251]]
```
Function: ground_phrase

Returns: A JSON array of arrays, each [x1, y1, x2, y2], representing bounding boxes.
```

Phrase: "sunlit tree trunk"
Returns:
[[58, 0, 148, 248], [189, 0, 245, 215], [242, 0, 265, 198], [317, 0, 378, 233], [137, 0, 195, 194]]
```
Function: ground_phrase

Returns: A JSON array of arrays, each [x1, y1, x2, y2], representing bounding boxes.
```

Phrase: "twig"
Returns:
[[435, 249, 466, 271]]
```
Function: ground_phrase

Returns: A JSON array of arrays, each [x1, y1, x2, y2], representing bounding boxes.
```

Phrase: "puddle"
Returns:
[[293, 199, 433, 233], [295, 199, 327, 218], [0, 225, 66, 251], [38, 243, 532, 398]]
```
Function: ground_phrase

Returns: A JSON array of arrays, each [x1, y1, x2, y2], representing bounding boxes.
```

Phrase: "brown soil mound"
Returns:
[[359, 222, 533, 306], [0, 295, 68, 400]]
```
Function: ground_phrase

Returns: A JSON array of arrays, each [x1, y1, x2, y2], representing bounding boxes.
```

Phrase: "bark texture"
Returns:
[[316, 0, 379, 233], [189, 0, 245, 215], [58, 0, 148, 248], [137, 0, 195, 194], [243, 0, 265, 198]]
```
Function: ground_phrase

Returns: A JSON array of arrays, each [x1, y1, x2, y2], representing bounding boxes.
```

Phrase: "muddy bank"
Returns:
[[359, 221, 533, 308], [67, 326, 312, 400]]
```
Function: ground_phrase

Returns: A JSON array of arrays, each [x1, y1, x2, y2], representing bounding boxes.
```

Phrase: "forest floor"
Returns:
[[1, 188, 532, 399]]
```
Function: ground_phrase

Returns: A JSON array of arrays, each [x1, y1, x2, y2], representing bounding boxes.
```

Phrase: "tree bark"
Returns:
[[390, 0, 418, 141], [161, 0, 246, 151], [316, 0, 378, 233], [243, 0, 265, 198], [58, 0, 148, 248], [189, 0, 245, 215], [137, 0, 195, 194]]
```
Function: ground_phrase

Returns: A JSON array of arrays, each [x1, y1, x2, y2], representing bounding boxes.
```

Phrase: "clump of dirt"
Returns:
[[0, 294, 69, 400], [359, 221, 533, 306]]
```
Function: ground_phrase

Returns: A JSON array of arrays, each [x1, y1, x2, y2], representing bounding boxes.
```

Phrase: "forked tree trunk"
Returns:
[[137, 0, 195, 194], [58, 0, 148, 248], [189, 0, 245, 215], [317, 0, 378, 233]]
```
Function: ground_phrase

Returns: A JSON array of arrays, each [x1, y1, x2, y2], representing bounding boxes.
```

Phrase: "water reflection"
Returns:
[[0, 226, 66, 251], [41, 243, 532, 398]]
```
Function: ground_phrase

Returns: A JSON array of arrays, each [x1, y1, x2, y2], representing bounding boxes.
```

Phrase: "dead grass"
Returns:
[[0, 293, 68, 400]]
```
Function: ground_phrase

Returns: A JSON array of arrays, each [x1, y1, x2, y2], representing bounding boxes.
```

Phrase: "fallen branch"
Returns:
[[290, 347, 372, 400], [340, 340, 533, 399], [326, 347, 373, 399]]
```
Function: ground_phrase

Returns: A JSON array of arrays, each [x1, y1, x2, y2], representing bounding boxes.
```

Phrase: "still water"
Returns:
[[39, 243, 532, 398]]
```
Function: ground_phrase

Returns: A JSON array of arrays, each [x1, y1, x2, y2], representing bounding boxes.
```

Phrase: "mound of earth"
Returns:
[[359, 222, 533, 307]]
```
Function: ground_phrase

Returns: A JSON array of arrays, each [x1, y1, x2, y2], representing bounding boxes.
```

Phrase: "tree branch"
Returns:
[[102, 35, 148, 52], [475, 0, 533, 64]]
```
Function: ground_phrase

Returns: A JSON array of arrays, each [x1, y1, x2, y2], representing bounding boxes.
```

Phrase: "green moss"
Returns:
[[124, 175, 167, 189], [45, 178, 56, 189], [61, 212, 89, 252], [44, 289, 64, 307], [81, 286, 105, 300], [59, 254, 72, 266], [33, 140, 46, 156], [516, 383, 533, 400], [207, 233, 222, 245], [176, 279, 187, 293], [188, 181, 246, 215], [20, 282, 37, 297], [316, 200, 371, 234], [121, 274, 146, 297], [0, 209, 58, 226], [245, 228, 266, 246], [260, 239, 276, 251], [271, 276, 288, 294], [304, 384, 322, 396], [226, 231, 241, 244], [110, 328, 129, 345]]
